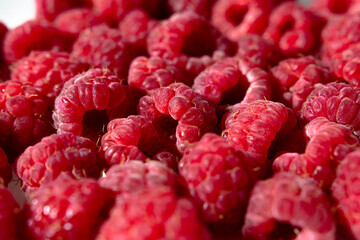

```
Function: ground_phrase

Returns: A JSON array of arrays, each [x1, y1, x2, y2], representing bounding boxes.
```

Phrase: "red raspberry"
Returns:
[[128, 56, 190, 92], [179, 133, 255, 226], [152, 151, 179, 171], [2, 20, 71, 64], [242, 172, 336, 240], [0, 81, 54, 158], [168, 0, 215, 18], [147, 11, 236, 61], [332, 149, 360, 239], [0, 148, 12, 187], [138, 83, 217, 153], [92, 0, 143, 23], [223, 100, 292, 165], [273, 117, 360, 188], [193, 57, 271, 105], [71, 25, 137, 78], [270, 56, 332, 114], [301, 82, 360, 137], [11, 51, 88, 106], [119, 9, 158, 50], [16, 133, 107, 189], [54, 8, 105, 39], [263, 2, 324, 56], [25, 174, 114, 240], [310, 0, 360, 16], [53, 68, 131, 142], [0, 185, 22, 240], [0, 22, 7, 59], [211, 0, 272, 41], [99, 160, 178, 196], [35, 0, 92, 21], [96, 187, 212, 240]]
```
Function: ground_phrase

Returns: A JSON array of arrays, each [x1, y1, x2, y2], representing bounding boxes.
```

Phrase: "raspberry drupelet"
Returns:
[[11, 51, 88, 106], [273, 117, 360, 188], [2, 20, 71, 64], [301, 82, 360, 137], [53, 68, 131, 142], [332, 149, 360, 240], [96, 187, 212, 240], [211, 0, 272, 41], [71, 25, 138, 79], [179, 133, 255, 227], [16, 133, 107, 189], [0, 81, 54, 158], [242, 172, 336, 240], [138, 82, 218, 153], [24, 174, 115, 240]]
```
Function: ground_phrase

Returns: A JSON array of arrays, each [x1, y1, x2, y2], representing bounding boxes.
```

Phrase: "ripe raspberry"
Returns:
[[301, 82, 360, 137], [193, 57, 271, 105], [92, 0, 143, 23], [2, 20, 71, 64], [54, 8, 105, 39], [119, 9, 158, 50], [152, 151, 179, 171], [96, 187, 212, 240], [0, 81, 54, 158], [270, 56, 332, 114], [0, 185, 22, 240], [0, 21, 7, 60], [147, 11, 236, 60], [71, 25, 137, 78], [179, 133, 255, 226], [223, 100, 292, 165], [310, 0, 359, 16], [211, 0, 272, 41], [0, 148, 12, 187], [11, 51, 88, 106], [273, 117, 360, 188], [332, 149, 360, 240], [25, 174, 114, 240], [128, 56, 190, 92], [263, 2, 324, 56], [138, 83, 217, 153], [242, 172, 336, 240], [16, 133, 107, 189], [168, 0, 215, 18], [35, 0, 92, 21], [53, 68, 131, 142], [99, 160, 178, 196]]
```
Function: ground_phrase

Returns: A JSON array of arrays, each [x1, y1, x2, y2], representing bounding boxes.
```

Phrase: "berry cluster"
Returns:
[[0, 0, 360, 239]]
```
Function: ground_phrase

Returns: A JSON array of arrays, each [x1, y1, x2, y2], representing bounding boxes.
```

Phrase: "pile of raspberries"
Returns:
[[2, 0, 360, 239]]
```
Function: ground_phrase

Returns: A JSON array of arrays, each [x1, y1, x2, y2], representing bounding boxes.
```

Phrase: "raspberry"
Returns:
[[128, 56, 190, 92], [54, 8, 105, 38], [270, 56, 332, 114], [242, 172, 336, 239], [152, 151, 179, 171], [138, 83, 217, 153], [332, 149, 360, 239], [71, 25, 137, 78], [96, 187, 212, 240], [179, 133, 255, 226], [0, 185, 22, 240], [223, 100, 292, 165], [310, 0, 359, 16], [99, 160, 178, 196], [119, 9, 158, 50], [2, 20, 71, 64], [92, 0, 143, 23], [168, 0, 215, 18], [0, 81, 54, 158], [25, 174, 114, 240], [11, 51, 88, 106], [263, 2, 324, 56], [273, 117, 360, 188], [16, 133, 107, 189], [35, 0, 92, 21], [211, 0, 272, 41], [301, 82, 360, 137], [53, 68, 131, 142], [0, 148, 12, 186], [147, 11, 236, 60], [193, 57, 271, 105], [0, 22, 7, 60]]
